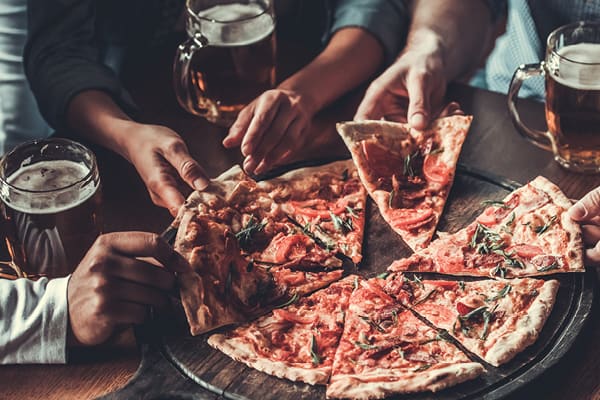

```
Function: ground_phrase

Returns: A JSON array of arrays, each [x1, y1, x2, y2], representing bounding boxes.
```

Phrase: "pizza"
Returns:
[[174, 161, 367, 335], [382, 273, 559, 366], [256, 161, 367, 264], [208, 276, 357, 385], [388, 176, 584, 277], [336, 115, 472, 251], [327, 278, 484, 399]]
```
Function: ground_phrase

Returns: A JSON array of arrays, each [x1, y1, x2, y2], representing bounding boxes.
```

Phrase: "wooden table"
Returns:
[[1, 38, 598, 400]]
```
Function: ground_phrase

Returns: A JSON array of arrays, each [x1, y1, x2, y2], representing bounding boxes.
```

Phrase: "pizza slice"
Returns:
[[388, 176, 584, 277], [175, 213, 280, 336], [208, 275, 357, 385], [326, 278, 484, 399], [336, 116, 471, 251], [382, 273, 559, 366], [257, 160, 367, 264]]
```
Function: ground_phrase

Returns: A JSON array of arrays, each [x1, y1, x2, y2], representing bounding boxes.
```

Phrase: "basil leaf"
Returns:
[[485, 284, 512, 302], [310, 334, 321, 365]]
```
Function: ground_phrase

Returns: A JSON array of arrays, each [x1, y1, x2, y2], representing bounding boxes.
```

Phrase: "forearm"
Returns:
[[66, 90, 136, 161], [0, 277, 70, 364], [279, 27, 384, 113], [407, 0, 497, 82]]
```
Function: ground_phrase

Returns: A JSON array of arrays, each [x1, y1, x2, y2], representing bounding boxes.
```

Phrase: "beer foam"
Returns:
[[197, 3, 274, 47], [553, 43, 600, 90], [4, 160, 97, 214]]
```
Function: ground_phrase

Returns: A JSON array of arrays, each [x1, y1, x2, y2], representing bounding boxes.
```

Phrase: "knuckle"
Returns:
[[165, 138, 186, 155], [146, 233, 163, 251], [179, 159, 197, 179]]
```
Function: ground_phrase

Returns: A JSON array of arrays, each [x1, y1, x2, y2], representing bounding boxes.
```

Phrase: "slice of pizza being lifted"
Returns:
[[326, 278, 484, 399], [336, 115, 472, 251], [388, 176, 584, 278], [383, 273, 559, 366]]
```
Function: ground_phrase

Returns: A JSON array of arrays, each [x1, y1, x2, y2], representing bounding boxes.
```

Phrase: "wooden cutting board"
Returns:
[[118, 166, 595, 400]]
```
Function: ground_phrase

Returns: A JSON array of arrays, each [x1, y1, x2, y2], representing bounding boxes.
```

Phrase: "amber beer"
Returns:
[[545, 43, 600, 170], [0, 139, 102, 278], [176, 2, 276, 126]]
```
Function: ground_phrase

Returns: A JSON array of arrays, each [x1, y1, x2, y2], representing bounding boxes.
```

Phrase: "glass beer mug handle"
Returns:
[[173, 34, 208, 116], [508, 63, 552, 152]]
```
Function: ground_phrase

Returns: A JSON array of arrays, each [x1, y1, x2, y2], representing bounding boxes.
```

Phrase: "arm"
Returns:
[[1, 232, 189, 364], [356, 0, 506, 128], [0, 277, 69, 364], [25, 1, 207, 215], [223, 0, 408, 176]]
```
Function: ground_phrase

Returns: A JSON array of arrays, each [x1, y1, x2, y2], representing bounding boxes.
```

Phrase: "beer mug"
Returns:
[[173, 0, 277, 127], [0, 138, 103, 278], [509, 21, 600, 173]]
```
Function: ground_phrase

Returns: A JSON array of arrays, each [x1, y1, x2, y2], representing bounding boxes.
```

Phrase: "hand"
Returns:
[[122, 123, 209, 215], [67, 232, 190, 346], [569, 187, 600, 265], [355, 34, 447, 129], [222, 88, 316, 176]]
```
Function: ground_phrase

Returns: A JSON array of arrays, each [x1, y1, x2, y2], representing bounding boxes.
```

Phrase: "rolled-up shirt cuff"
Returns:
[[326, 0, 408, 65], [0, 276, 70, 364]]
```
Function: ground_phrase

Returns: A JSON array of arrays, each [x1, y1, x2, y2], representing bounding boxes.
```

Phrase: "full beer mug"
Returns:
[[509, 21, 600, 173], [174, 0, 277, 127], [0, 138, 103, 278]]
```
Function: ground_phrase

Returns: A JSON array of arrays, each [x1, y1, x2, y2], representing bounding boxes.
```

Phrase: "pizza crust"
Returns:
[[208, 333, 330, 385], [326, 363, 484, 399], [529, 176, 584, 273], [484, 279, 559, 366]]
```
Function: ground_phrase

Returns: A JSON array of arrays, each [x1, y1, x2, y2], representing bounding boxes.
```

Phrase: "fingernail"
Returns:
[[254, 162, 267, 176], [193, 178, 208, 191], [410, 113, 427, 129], [241, 145, 251, 157]]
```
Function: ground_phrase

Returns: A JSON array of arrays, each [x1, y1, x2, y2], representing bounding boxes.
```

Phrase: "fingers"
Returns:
[[161, 140, 209, 191], [581, 224, 600, 246], [438, 101, 465, 118], [406, 69, 435, 130], [150, 182, 186, 217], [247, 109, 296, 175], [253, 118, 306, 175], [108, 254, 177, 290], [224, 104, 254, 149], [355, 80, 387, 121], [240, 93, 280, 157], [108, 278, 170, 310], [585, 240, 600, 266], [569, 187, 600, 222], [96, 232, 189, 273], [108, 302, 149, 325]]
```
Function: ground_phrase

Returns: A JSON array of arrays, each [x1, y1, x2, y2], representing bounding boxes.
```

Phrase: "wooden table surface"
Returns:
[[0, 37, 598, 400]]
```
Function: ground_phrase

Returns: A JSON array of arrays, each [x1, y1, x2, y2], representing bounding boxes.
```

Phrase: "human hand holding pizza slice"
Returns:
[[569, 186, 600, 265]]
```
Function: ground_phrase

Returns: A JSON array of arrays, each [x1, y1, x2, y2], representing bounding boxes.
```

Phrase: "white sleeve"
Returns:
[[0, 276, 70, 364]]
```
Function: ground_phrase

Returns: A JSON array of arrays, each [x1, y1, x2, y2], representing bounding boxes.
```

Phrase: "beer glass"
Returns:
[[0, 138, 103, 278], [509, 21, 600, 173], [173, 0, 277, 127]]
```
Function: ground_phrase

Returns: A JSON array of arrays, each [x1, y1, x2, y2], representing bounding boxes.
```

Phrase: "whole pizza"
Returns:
[[170, 115, 584, 399]]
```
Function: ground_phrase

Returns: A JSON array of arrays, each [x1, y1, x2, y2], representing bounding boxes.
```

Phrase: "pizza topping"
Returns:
[[235, 216, 267, 250], [509, 244, 544, 259], [456, 302, 474, 316], [533, 255, 560, 272], [422, 152, 450, 185], [470, 223, 505, 253], [485, 284, 512, 302], [330, 212, 354, 233], [413, 363, 432, 372], [414, 289, 436, 305], [310, 334, 321, 365], [359, 315, 386, 332], [377, 271, 390, 279], [393, 208, 435, 230], [458, 281, 465, 291], [454, 305, 498, 340], [533, 215, 557, 235], [275, 293, 299, 308], [272, 309, 314, 324], [481, 200, 510, 209], [403, 152, 418, 177]]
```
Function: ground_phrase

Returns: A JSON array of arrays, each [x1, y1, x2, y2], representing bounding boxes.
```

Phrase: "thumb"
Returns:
[[568, 187, 600, 221], [162, 141, 209, 191]]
